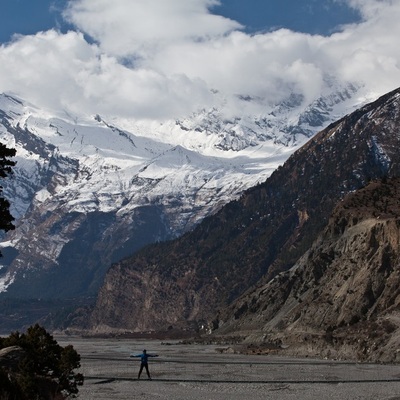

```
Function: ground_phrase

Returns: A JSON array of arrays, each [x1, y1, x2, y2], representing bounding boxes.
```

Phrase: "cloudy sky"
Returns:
[[0, 0, 399, 121]]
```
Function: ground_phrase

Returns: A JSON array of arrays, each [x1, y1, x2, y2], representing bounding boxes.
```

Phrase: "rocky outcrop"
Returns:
[[215, 178, 400, 362], [0, 346, 25, 369]]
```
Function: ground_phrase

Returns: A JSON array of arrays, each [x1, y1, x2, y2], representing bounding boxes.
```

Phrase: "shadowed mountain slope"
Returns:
[[215, 177, 400, 362], [88, 87, 400, 334]]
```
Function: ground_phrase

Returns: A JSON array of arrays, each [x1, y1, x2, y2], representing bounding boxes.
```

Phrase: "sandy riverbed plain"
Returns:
[[57, 336, 400, 400]]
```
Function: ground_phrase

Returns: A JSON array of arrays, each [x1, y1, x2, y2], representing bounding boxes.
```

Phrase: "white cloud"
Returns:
[[0, 30, 99, 114], [63, 0, 241, 58], [0, 30, 212, 120], [0, 0, 399, 121]]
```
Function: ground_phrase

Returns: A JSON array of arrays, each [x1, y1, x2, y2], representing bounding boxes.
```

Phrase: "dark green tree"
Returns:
[[0, 324, 84, 399], [0, 141, 16, 239]]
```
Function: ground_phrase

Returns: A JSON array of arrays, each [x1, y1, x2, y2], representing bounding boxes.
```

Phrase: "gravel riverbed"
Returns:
[[57, 336, 400, 400]]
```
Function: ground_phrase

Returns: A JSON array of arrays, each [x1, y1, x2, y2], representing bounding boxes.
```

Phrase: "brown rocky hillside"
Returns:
[[215, 177, 400, 362], [86, 87, 400, 335]]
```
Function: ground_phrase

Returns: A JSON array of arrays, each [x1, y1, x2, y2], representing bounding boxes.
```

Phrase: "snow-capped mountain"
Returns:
[[88, 87, 400, 336], [0, 82, 368, 298]]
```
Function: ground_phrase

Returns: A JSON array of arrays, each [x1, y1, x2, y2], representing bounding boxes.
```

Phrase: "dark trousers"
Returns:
[[138, 362, 150, 379]]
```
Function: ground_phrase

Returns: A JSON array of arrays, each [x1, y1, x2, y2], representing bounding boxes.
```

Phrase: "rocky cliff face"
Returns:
[[87, 88, 400, 335], [215, 178, 400, 362]]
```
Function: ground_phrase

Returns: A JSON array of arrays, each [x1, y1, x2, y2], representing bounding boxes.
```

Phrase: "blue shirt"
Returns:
[[131, 352, 158, 364]]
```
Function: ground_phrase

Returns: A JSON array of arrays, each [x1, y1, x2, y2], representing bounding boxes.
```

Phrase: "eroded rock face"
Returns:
[[216, 178, 400, 362]]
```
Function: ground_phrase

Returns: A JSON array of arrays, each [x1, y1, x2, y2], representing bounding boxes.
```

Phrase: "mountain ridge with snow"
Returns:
[[87, 86, 400, 336], [0, 82, 370, 298]]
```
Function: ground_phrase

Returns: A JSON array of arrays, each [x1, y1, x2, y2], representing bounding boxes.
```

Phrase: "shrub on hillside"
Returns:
[[0, 324, 83, 399]]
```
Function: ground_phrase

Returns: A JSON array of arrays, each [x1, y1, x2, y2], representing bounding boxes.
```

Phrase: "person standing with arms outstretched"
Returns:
[[130, 349, 159, 380]]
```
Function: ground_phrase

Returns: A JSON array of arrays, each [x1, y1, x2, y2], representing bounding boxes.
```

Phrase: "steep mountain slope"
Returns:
[[0, 82, 361, 299], [215, 177, 400, 362], [88, 87, 400, 334]]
